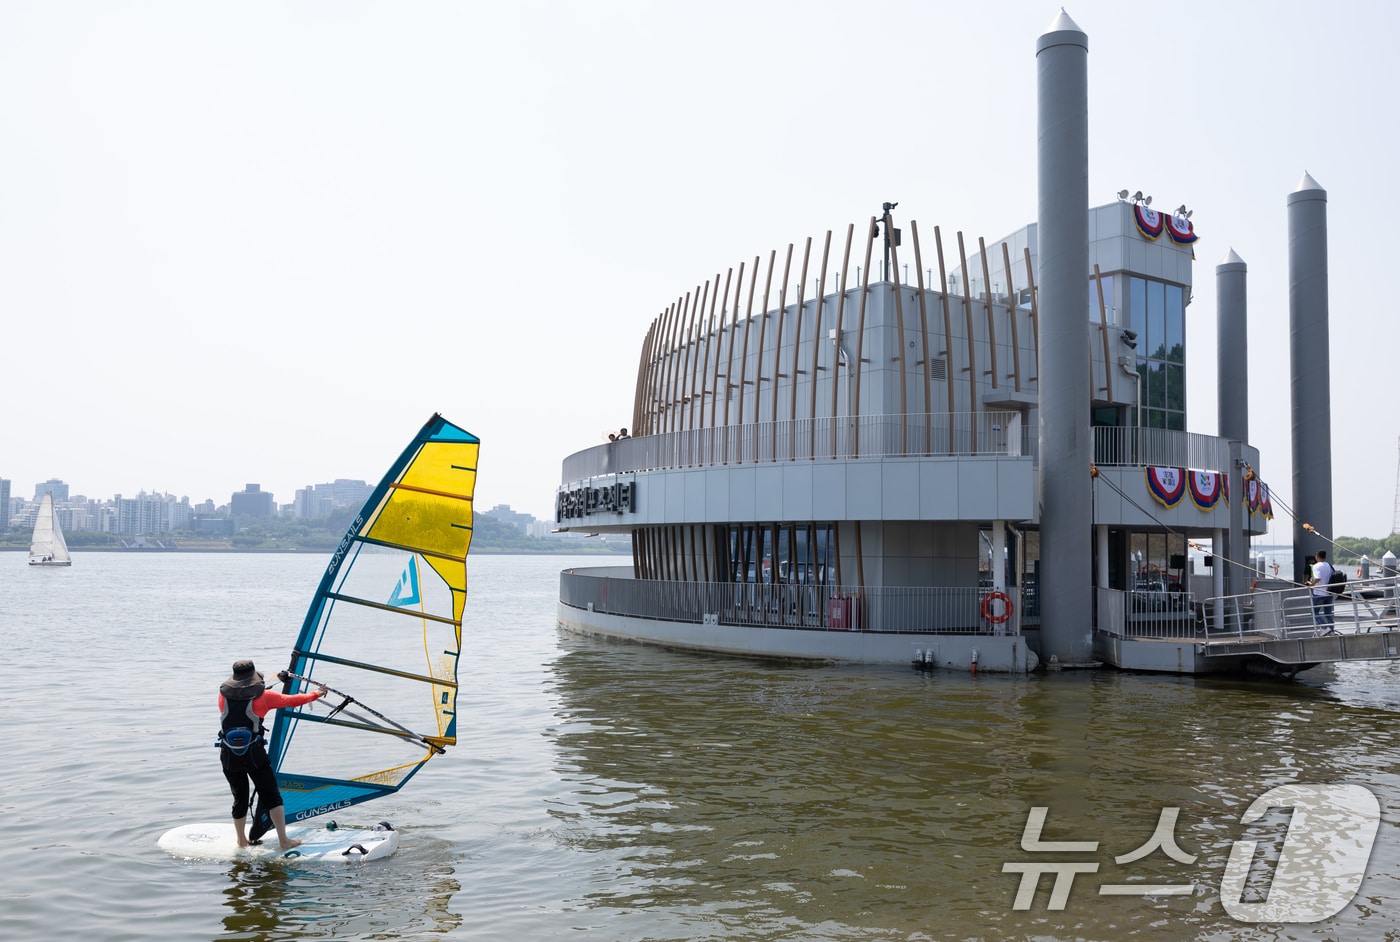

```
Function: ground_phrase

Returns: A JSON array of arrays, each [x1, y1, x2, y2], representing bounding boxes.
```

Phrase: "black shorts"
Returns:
[[220, 743, 284, 816]]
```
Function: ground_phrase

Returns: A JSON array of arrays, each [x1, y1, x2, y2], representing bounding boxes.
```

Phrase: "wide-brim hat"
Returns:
[[222, 658, 266, 699]]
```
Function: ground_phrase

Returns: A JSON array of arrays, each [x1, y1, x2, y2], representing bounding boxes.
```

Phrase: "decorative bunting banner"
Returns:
[[1146, 466, 1185, 507], [1188, 469, 1223, 510], [1133, 204, 1164, 241], [1140, 466, 1271, 516], [1166, 214, 1197, 245]]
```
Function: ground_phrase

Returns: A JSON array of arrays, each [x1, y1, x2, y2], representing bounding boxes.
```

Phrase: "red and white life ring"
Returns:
[[981, 591, 1013, 625]]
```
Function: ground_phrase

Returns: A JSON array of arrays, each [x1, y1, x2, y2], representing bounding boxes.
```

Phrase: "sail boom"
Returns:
[[285, 710, 449, 751], [294, 649, 459, 688]]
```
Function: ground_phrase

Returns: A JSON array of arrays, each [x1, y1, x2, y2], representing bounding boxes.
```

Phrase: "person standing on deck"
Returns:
[[217, 659, 327, 850], [1307, 550, 1337, 634]]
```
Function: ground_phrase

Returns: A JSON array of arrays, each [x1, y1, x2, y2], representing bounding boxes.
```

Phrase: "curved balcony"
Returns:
[[559, 414, 1258, 485]]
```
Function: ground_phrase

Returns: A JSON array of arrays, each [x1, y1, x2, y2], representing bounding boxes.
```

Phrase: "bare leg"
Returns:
[[232, 816, 251, 848], [271, 806, 301, 850]]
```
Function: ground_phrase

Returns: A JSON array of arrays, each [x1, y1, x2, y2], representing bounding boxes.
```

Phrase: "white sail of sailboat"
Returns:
[[29, 493, 72, 567]]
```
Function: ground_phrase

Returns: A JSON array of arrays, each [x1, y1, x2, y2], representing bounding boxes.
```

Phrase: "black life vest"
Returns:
[[218, 694, 264, 756]]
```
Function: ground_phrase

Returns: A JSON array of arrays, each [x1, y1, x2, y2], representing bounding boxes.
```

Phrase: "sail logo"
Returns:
[[328, 513, 365, 575], [291, 800, 354, 821], [388, 556, 421, 607]]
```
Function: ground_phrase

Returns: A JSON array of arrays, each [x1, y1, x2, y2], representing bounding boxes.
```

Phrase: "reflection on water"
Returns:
[[544, 640, 1400, 939], [219, 849, 463, 940]]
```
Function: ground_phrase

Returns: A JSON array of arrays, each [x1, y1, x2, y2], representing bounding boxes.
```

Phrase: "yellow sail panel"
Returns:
[[364, 442, 476, 559], [367, 494, 472, 560], [400, 440, 479, 499]]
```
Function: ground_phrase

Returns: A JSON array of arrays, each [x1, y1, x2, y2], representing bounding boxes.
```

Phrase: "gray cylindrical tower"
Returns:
[[1035, 10, 1092, 663], [1216, 248, 1248, 596], [1217, 249, 1249, 442], [1287, 173, 1332, 579]]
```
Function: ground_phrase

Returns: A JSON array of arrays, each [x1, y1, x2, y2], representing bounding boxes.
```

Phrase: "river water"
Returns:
[[2, 552, 1399, 940]]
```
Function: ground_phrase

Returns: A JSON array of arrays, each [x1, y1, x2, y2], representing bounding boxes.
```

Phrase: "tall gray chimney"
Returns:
[[1287, 173, 1332, 578], [1035, 10, 1092, 663], [1217, 248, 1248, 596]]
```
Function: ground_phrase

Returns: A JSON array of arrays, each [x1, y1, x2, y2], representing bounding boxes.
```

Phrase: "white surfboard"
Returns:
[[158, 820, 400, 862]]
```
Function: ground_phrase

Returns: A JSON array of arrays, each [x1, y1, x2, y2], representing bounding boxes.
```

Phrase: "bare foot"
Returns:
[[279, 837, 302, 850], [236, 838, 251, 848]]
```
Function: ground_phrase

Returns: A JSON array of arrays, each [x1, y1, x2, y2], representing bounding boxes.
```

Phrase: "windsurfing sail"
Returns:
[[29, 493, 72, 566], [251, 414, 478, 838]]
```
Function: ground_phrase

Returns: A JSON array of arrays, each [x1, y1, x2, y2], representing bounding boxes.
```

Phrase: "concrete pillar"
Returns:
[[992, 521, 1007, 591], [1217, 249, 1249, 441], [1217, 250, 1248, 599], [1287, 173, 1332, 578], [1036, 10, 1093, 663], [1211, 526, 1225, 630]]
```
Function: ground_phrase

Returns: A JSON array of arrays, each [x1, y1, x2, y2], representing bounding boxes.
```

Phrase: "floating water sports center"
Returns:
[[554, 11, 1400, 676]]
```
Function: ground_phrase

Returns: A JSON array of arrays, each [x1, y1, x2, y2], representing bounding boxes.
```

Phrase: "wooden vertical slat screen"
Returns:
[[851, 217, 877, 457], [1001, 242, 1022, 392], [935, 227, 955, 452], [888, 211, 908, 453], [911, 221, 933, 451], [979, 237, 998, 389], [808, 230, 832, 458]]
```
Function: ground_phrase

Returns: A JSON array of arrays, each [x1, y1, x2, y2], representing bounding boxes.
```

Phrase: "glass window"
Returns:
[[1092, 405, 1120, 428], [1165, 363, 1184, 412], [1145, 361, 1166, 408], [1165, 284, 1184, 362], [1147, 281, 1165, 359]]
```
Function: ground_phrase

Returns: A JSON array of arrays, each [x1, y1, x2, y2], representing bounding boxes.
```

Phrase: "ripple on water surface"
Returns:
[[4, 553, 1400, 940]]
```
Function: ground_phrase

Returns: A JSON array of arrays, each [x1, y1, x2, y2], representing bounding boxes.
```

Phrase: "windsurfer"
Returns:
[[217, 659, 328, 850]]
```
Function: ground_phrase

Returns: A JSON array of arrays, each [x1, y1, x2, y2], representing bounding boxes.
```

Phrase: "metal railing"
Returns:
[[561, 412, 1030, 482], [560, 567, 1024, 636], [1096, 586, 1202, 639], [1091, 426, 1256, 472], [560, 415, 1259, 484], [1198, 576, 1400, 643], [1096, 577, 1400, 643]]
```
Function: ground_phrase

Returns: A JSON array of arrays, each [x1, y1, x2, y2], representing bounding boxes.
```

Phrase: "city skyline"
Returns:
[[3, 472, 551, 540], [4, 473, 543, 519]]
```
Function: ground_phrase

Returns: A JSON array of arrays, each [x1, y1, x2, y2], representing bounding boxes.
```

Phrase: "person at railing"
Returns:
[[1307, 550, 1337, 635]]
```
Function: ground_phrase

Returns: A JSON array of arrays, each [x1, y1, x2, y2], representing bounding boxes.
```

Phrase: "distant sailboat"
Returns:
[[29, 493, 72, 567]]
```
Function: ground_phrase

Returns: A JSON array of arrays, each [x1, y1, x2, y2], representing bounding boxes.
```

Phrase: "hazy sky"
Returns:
[[3, 1, 1395, 539]]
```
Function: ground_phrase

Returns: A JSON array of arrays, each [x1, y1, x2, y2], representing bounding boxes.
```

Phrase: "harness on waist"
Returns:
[[216, 727, 263, 755]]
